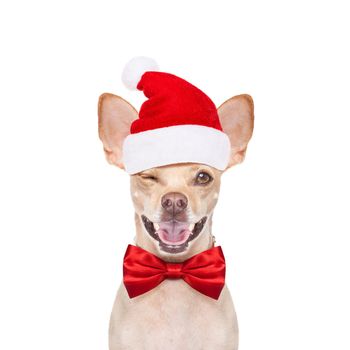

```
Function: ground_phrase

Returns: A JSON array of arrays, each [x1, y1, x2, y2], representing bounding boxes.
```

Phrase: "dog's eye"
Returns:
[[140, 174, 158, 182], [195, 171, 213, 185]]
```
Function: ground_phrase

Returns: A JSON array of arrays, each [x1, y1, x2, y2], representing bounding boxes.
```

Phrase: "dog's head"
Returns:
[[98, 94, 254, 261]]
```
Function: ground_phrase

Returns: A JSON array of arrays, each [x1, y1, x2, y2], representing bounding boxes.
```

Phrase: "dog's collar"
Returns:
[[210, 233, 216, 247]]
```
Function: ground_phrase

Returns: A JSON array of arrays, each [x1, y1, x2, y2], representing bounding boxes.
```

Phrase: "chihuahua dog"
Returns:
[[98, 83, 254, 349]]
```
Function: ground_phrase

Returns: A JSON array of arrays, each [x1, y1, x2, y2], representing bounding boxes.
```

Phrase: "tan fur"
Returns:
[[98, 92, 254, 350], [110, 282, 238, 350]]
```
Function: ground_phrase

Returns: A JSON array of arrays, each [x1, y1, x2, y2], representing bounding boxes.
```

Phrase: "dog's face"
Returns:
[[130, 163, 222, 258], [98, 93, 254, 260]]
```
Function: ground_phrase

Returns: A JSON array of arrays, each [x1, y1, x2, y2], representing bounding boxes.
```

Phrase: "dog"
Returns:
[[98, 61, 254, 350]]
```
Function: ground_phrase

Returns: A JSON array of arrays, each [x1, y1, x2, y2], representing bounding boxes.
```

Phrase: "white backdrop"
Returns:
[[1, 1, 349, 349]]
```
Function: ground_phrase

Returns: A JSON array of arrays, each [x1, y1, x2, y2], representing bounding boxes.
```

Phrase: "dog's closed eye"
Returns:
[[139, 173, 158, 182]]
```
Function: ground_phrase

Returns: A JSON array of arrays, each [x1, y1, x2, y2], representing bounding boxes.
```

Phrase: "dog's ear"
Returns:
[[218, 94, 254, 169], [98, 93, 138, 169]]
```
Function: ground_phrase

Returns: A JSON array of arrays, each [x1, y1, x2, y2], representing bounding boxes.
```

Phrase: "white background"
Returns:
[[1, 1, 349, 349]]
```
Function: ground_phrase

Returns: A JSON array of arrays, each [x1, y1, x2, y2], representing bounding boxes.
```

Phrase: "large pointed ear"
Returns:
[[98, 93, 138, 169], [218, 94, 254, 169]]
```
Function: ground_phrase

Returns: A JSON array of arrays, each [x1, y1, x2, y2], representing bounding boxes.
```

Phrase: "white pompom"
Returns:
[[121, 56, 159, 90]]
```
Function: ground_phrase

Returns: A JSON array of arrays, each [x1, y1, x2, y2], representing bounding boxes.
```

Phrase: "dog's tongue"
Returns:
[[156, 221, 191, 245]]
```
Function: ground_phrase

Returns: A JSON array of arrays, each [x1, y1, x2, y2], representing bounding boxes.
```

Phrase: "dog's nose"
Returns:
[[161, 192, 188, 214]]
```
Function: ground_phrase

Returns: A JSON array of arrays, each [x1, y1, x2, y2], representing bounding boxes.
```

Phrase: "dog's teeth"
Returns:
[[154, 223, 160, 230], [189, 223, 195, 231]]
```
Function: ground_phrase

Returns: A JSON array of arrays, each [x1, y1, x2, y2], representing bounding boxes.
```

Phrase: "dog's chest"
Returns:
[[109, 280, 238, 350]]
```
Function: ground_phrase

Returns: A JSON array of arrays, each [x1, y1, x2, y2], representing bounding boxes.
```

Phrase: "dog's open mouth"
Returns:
[[141, 215, 207, 254]]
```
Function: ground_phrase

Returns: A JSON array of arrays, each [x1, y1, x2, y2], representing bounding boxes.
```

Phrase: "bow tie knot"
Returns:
[[123, 244, 226, 300], [165, 263, 184, 278]]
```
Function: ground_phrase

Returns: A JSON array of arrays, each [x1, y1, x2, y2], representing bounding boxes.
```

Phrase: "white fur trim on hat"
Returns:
[[122, 125, 231, 174], [121, 56, 159, 90]]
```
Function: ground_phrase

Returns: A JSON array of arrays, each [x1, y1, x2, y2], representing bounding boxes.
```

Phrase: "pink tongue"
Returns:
[[156, 221, 191, 245]]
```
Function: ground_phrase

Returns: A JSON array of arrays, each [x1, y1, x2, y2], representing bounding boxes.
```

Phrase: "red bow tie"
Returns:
[[123, 244, 226, 300]]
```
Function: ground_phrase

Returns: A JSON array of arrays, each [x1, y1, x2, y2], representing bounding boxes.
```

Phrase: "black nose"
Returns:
[[161, 192, 188, 214]]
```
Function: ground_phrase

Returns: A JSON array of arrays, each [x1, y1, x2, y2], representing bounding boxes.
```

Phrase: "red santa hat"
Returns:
[[121, 57, 231, 174]]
